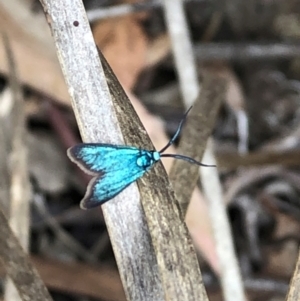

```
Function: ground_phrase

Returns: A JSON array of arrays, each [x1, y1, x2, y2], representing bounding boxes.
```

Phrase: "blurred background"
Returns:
[[1, 0, 300, 300]]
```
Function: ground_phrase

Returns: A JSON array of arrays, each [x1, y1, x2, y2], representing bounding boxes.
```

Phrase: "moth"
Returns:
[[68, 107, 214, 209]]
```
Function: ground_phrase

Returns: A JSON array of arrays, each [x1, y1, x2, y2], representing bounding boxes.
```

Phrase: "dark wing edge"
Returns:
[[67, 145, 100, 176], [80, 176, 102, 209], [67, 143, 139, 175], [80, 176, 132, 209]]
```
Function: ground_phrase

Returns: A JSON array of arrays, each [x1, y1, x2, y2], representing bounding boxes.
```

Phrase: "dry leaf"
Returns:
[[93, 16, 147, 90]]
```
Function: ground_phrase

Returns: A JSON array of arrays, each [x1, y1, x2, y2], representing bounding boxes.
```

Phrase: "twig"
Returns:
[[0, 87, 11, 215], [87, 0, 160, 22], [169, 74, 225, 215], [38, 1, 163, 299], [2, 34, 32, 301], [0, 207, 53, 301], [201, 141, 246, 301], [86, 0, 207, 22], [100, 47, 209, 301], [217, 149, 300, 170], [162, 0, 246, 300], [285, 251, 300, 301], [162, 0, 199, 104], [0, 254, 126, 300], [194, 43, 300, 62], [39, 0, 206, 300], [0, 254, 126, 301], [30, 256, 126, 301]]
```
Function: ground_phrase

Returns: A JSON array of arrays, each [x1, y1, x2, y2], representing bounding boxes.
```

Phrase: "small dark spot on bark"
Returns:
[[73, 21, 79, 27], [166, 260, 175, 272]]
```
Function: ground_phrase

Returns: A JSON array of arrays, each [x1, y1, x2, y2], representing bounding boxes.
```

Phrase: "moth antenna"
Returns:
[[160, 154, 216, 167], [159, 106, 193, 154]]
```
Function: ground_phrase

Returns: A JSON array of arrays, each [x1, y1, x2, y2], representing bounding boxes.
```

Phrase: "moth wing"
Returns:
[[67, 143, 142, 175], [68, 143, 151, 209], [81, 161, 147, 209]]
